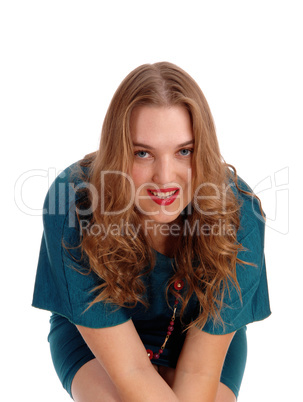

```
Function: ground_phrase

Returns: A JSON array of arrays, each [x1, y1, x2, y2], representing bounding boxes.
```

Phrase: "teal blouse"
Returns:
[[32, 162, 271, 365]]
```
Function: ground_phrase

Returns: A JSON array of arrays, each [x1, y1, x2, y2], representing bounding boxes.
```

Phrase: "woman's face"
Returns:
[[130, 105, 194, 225]]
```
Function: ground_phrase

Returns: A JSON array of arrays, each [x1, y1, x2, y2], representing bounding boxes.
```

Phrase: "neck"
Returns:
[[142, 217, 183, 258]]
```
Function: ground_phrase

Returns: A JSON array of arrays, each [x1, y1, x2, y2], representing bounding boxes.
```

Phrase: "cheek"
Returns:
[[181, 168, 192, 186], [131, 166, 147, 189], [181, 171, 193, 200]]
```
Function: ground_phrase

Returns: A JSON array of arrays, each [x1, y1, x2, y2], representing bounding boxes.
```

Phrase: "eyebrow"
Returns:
[[132, 140, 194, 150]]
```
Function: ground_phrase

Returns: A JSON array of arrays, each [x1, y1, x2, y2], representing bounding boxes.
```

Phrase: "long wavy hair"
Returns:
[[76, 62, 260, 330]]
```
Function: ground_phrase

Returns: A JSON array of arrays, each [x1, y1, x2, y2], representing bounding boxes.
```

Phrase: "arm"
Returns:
[[77, 320, 179, 402], [172, 326, 235, 402]]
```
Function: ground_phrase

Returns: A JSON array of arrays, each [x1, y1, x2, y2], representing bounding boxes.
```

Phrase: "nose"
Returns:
[[152, 157, 176, 186]]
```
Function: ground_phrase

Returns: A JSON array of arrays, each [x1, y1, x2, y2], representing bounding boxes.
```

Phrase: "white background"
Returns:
[[1, 1, 302, 400]]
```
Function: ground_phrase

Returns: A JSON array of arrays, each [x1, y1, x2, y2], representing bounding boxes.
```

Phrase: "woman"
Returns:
[[32, 62, 271, 401]]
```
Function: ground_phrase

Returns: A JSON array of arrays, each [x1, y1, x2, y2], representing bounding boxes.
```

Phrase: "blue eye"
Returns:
[[135, 150, 149, 158], [179, 148, 193, 156]]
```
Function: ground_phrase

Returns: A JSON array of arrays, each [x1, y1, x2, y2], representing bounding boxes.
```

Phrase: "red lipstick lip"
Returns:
[[147, 188, 180, 206]]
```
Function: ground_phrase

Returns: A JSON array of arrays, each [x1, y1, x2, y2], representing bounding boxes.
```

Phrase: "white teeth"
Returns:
[[150, 190, 177, 199]]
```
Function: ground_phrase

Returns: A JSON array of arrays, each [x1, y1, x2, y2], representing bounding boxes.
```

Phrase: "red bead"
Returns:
[[146, 349, 153, 360], [145, 282, 184, 361], [174, 280, 184, 291]]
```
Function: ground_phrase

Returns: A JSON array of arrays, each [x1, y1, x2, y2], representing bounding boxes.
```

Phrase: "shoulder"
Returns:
[[42, 160, 90, 240], [43, 160, 90, 206], [228, 172, 265, 243], [43, 160, 90, 212]]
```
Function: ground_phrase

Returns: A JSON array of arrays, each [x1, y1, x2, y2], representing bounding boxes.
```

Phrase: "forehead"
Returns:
[[130, 105, 193, 145]]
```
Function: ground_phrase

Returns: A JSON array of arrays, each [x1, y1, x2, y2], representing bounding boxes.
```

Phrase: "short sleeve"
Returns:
[[32, 163, 131, 328], [202, 180, 271, 334]]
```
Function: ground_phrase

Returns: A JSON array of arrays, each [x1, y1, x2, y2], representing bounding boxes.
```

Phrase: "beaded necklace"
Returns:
[[146, 279, 184, 360]]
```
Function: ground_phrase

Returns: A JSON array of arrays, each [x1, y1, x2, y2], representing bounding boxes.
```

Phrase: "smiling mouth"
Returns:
[[149, 189, 178, 199], [147, 188, 180, 205]]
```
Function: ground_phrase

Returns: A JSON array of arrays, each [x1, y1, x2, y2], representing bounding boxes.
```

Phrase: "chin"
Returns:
[[159, 214, 180, 223], [136, 201, 187, 225], [144, 212, 181, 225]]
